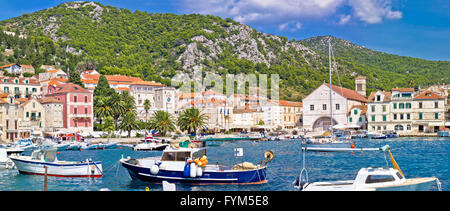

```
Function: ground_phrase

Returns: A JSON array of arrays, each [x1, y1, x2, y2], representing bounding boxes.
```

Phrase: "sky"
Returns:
[[0, 0, 449, 61]]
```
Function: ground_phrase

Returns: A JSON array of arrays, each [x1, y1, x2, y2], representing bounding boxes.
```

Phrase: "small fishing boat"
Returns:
[[384, 131, 399, 138], [302, 146, 380, 152], [9, 144, 103, 177], [66, 142, 83, 150], [294, 145, 441, 191], [437, 128, 449, 137], [133, 138, 169, 151], [120, 146, 273, 185], [371, 134, 387, 139]]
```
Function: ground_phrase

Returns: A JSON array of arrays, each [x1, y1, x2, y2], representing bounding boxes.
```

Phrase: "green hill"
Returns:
[[1, 1, 448, 100]]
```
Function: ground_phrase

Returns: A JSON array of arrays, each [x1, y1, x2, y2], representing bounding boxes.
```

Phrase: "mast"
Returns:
[[328, 38, 333, 136]]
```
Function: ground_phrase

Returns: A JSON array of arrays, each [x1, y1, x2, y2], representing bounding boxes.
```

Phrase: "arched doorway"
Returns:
[[312, 117, 338, 131]]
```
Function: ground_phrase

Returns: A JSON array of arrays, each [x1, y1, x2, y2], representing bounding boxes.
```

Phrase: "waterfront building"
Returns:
[[129, 80, 165, 120], [259, 100, 283, 130], [41, 97, 64, 137], [45, 83, 94, 133], [279, 100, 302, 129], [231, 107, 264, 132], [0, 96, 46, 142], [412, 90, 446, 133], [367, 91, 392, 131], [0, 76, 41, 99], [302, 79, 368, 132]]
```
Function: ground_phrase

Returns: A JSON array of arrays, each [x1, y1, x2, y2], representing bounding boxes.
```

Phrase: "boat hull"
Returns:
[[120, 159, 267, 185], [10, 157, 103, 177], [133, 144, 169, 151], [437, 131, 449, 137]]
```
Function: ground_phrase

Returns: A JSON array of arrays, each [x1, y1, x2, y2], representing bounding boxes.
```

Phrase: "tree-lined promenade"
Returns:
[[93, 75, 208, 137]]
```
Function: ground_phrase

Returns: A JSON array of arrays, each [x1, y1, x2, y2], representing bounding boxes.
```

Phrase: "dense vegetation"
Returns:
[[1, 1, 448, 101]]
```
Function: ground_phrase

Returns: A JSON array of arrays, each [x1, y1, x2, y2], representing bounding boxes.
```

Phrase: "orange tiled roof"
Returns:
[[0, 63, 15, 68], [130, 80, 164, 86], [41, 97, 62, 104], [414, 90, 445, 100], [47, 83, 91, 94], [179, 92, 198, 99], [368, 91, 392, 102], [21, 65, 34, 69], [325, 83, 368, 103], [278, 100, 302, 107], [349, 105, 368, 115], [115, 87, 131, 91], [392, 88, 414, 92], [46, 69, 64, 73]]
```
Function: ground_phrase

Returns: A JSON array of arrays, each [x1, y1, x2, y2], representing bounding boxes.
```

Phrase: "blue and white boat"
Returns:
[[120, 146, 272, 185]]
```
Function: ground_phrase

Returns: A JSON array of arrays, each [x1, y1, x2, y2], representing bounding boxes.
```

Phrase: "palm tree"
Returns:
[[119, 112, 140, 138], [94, 96, 112, 125], [143, 99, 151, 136], [177, 107, 209, 134], [149, 111, 176, 137], [103, 116, 115, 141]]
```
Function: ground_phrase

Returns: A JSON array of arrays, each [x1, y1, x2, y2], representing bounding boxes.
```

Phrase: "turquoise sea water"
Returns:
[[0, 137, 448, 191]]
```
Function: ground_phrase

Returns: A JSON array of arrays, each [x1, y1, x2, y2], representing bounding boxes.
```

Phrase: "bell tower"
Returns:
[[355, 76, 366, 97]]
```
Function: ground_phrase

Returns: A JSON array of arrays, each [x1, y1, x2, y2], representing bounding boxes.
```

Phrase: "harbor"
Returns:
[[0, 136, 447, 191]]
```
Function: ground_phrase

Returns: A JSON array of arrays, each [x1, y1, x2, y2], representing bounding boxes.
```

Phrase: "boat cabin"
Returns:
[[352, 167, 405, 187], [161, 147, 207, 162], [31, 149, 58, 162]]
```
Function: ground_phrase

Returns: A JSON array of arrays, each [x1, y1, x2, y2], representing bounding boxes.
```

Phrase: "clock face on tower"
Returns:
[[167, 97, 171, 102]]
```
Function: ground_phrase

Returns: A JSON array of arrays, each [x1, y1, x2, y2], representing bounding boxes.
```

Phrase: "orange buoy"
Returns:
[[351, 144, 355, 148]]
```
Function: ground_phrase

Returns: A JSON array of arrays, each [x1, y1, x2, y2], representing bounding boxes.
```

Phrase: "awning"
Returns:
[[428, 122, 445, 127]]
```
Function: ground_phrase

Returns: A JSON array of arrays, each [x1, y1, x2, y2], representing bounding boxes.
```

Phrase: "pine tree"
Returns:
[[94, 74, 115, 97]]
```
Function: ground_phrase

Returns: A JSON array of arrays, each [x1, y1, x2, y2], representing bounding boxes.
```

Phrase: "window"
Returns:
[[32, 88, 37, 92], [85, 96, 88, 102], [435, 113, 439, 119], [395, 125, 404, 131], [74, 108, 77, 114], [419, 102, 422, 109], [365, 175, 396, 184], [406, 103, 411, 109], [74, 96, 77, 102], [407, 125, 411, 130], [371, 105, 375, 112], [376, 95, 381, 101], [359, 117, 362, 122], [393, 103, 397, 109], [400, 114, 404, 120], [382, 105, 386, 112], [4, 87, 9, 93], [349, 117, 353, 122], [354, 109, 358, 115], [322, 104, 327, 110], [310, 105, 314, 111], [393, 114, 397, 120], [371, 115, 375, 122], [335, 104, 340, 110], [435, 102, 438, 108], [419, 113, 423, 120], [383, 115, 386, 122], [85, 107, 88, 114], [407, 113, 410, 120], [26, 112, 29, 117], [399, 103, 404, 109]]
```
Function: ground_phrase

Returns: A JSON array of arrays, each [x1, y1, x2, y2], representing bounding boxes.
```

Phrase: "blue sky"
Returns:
[[0, 0, 449, 61]]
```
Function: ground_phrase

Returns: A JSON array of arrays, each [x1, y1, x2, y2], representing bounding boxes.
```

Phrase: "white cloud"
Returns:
[[338, 14, 352, 25], [180, 0, 402, 26], [278, 21, 302, 31], [348, 0, 402, 24]]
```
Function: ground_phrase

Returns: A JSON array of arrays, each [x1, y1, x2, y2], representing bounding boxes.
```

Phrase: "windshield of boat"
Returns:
[[161, 151, 191, 161], [365, 175, 396, 184], [192, 149, 206, 159]]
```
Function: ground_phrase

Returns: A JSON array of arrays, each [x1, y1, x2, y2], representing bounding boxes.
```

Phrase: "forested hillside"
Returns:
[[1, 1, 448, 100]]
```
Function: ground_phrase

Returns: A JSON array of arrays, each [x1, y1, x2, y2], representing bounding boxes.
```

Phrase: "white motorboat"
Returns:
[[9, 144, 102, 177], [133, 138, 169, 151], [294, 145, 441, 191]]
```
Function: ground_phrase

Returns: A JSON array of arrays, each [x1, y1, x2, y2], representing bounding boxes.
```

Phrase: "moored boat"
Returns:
[[133, 138, 169, 151], [10, 144, 103, 177], [437, 128, 449, 137], [120, 146, 273, 185], [295, 145, 441, 191]]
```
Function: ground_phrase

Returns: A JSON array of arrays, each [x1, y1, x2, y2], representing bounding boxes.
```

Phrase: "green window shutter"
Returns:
[[349, 117, 353, 122], [354, 109, 358, 115], [383, 115, 386, 121], [393, 103, 397, 109], [435, 113, 439, 119], [419, 113, 423, 119], [371, 115, 375, 122]]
